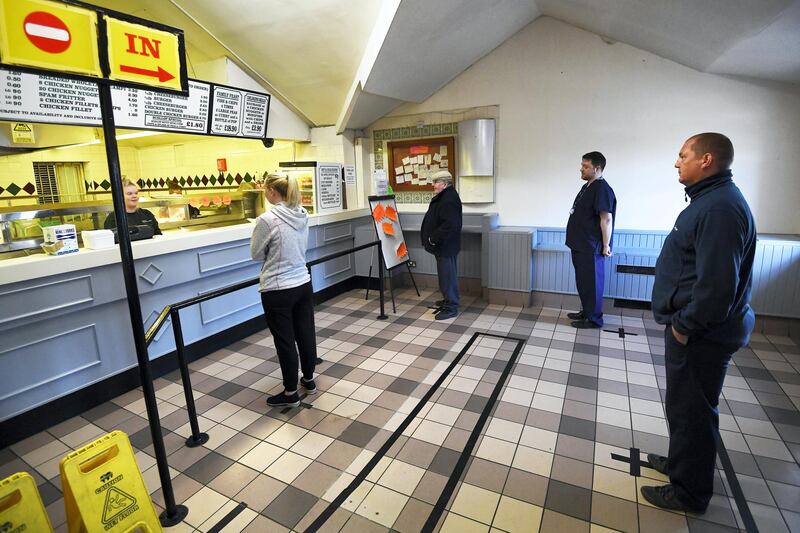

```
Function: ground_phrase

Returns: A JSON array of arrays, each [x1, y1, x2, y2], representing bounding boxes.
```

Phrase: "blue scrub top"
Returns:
[[565, 178, 617, 254]]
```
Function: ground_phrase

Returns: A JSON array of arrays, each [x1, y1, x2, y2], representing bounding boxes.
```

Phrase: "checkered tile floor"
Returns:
[[2, 288, 799, 532]]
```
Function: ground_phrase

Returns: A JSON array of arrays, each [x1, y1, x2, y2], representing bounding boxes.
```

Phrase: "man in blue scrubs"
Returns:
[[565, 152, 616, 329]]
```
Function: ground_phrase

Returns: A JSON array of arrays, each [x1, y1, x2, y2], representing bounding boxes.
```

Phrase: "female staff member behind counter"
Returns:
[[103, 178, 162, 236], [250, 173, 318, 408]]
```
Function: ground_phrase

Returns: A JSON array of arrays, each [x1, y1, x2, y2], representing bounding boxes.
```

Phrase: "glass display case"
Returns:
[[0, 192, 253, 257]]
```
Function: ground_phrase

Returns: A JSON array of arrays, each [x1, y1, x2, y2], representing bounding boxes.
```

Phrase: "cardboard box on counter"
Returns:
[[41, 224, 78, 255]]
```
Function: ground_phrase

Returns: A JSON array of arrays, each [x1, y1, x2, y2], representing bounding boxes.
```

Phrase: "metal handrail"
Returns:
[[144, 240, 382, 344], [141, 239, 386, 449]]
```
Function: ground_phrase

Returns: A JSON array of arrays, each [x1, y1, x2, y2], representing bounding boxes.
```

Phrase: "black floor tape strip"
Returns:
[[717, 433, 759, 532], [422, 333, 525, 532], [303, 331, 487, 532], [206, 501, 247, 533], [611, 440, 758, 530]]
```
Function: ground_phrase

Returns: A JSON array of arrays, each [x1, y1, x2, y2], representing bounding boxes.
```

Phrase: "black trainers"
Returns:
[[266, 391, 300, 408], [647, 453, 669, 475], [300, 377, 317, 395], [567, 310, 585, 320], [435, 308, 458, 320], [640, 484, 706, 513]]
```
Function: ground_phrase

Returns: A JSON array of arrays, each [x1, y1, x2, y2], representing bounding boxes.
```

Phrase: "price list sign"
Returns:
[[0, 68, 101, 125], [210, 85, 269, 138], [316, 164, 343, 213], [112, 80, 210, 132], [1, 67, 268, 138]]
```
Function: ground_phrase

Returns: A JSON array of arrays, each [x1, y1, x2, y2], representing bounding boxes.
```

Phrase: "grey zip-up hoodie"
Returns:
[[250, 203, 311, 292]]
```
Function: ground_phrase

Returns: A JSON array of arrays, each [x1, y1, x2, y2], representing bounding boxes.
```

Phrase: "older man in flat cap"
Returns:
[[421, 170, 462, 320]]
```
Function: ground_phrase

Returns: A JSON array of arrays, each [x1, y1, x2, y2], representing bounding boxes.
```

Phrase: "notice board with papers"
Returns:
[[387, 136, 455, 192]]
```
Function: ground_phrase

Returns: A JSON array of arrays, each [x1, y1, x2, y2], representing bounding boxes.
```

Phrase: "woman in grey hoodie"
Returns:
[[250, 173, 318, 407]]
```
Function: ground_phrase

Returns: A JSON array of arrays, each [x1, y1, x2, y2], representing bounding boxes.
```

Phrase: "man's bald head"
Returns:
[[687, 133, 734, 172]]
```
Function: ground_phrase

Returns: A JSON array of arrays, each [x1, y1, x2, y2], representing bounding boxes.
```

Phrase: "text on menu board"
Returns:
[[0, 67, 269, 138], [316, 164, 342, 212], [210, 87, 269, 138]]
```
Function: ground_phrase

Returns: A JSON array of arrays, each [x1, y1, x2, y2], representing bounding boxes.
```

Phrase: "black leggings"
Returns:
[[260, 282, 317, 392]]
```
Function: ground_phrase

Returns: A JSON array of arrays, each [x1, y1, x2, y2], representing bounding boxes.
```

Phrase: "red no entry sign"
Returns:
[[23, 11, 71, 54]]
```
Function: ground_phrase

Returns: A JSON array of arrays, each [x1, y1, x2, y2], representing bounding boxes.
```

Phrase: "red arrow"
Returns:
[[119, 65, 175, 82]]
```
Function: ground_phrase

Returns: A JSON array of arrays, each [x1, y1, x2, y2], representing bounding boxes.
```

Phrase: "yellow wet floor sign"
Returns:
[[60, 430, 162, 533], [0, 471, 54, 532]]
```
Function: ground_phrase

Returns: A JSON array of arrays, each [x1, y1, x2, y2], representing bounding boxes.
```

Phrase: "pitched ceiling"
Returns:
[[11, 0, 800, 139]]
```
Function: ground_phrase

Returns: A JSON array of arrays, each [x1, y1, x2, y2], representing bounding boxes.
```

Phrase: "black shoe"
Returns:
[[300, 377, 317, 395], [571, 319, 600, 329], [640, 484, 706, 513], [435, 299, 445, 307], [435, 308, 458, 320], [266, 391, 300, 408], [647, 453, 669, 475], [567, 310, 585, 320]]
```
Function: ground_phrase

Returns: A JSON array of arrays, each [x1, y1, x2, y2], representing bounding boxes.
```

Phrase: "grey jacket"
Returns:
[[250, 203, 311, 291]]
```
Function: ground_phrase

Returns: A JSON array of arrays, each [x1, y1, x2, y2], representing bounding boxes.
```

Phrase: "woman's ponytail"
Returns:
[[263, 172, 300, 208], [285, 175, 300, 208]]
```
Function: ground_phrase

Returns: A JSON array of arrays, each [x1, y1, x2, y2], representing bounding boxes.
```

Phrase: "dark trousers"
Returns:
[[571, 250, 605, 326], [664, 326, 733, 510], [260, 282, 317, 392], [436, 255, 459, 309]]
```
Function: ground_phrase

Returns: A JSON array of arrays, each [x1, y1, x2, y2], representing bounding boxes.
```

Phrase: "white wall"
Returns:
[[387, 17, 800, 233]]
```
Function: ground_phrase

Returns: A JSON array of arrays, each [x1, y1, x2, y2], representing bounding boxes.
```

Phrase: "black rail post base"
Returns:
[[160, 504, 189, 527], [185, 433, 209, 448], [377, 248, 388, 320]]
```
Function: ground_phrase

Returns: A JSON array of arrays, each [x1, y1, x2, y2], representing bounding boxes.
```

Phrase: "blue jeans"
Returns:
[[436, 255, 459, 310]]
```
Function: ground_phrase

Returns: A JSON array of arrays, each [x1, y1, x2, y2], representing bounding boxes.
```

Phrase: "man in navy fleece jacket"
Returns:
[[641, 133, 756, 513]]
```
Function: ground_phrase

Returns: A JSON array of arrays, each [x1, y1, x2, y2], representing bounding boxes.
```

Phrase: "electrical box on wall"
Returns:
[[457, 119, 495, 203]]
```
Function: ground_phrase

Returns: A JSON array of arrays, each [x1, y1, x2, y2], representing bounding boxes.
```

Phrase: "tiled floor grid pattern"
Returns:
[[2, 288, 799, 532]]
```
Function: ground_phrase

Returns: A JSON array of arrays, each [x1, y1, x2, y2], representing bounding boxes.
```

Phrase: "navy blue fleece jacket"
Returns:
[[651, 170, 756, 349]]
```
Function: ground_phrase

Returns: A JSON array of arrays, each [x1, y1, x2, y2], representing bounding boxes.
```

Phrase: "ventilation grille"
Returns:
[[33, 162, 58, 204]]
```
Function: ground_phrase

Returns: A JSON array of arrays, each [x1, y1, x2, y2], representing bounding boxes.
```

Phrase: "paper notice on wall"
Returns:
[[440, 146, 447, 156], [411, 176, 419, 185], [425, 154, 432, 165], [317, 163, 342, 212], [395, 165, 404, 175], [433, 153, 442, 162], [344, 164, 356, 186], [396, 174, 405, 183], [440, 159, 448, 168], [402, 156, 410, 165], [403, 165, 412, 173]]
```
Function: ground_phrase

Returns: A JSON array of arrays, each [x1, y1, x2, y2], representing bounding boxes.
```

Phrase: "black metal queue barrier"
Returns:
[[143, 240, 387, 450]]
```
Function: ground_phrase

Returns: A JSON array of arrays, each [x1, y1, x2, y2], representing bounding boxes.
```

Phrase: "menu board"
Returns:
[[0, 69, 101, 126], [112, 80, 210, 133], [0, 67, 269, 138], [210, 86, 270, 138], [316, 163, 343, 214]]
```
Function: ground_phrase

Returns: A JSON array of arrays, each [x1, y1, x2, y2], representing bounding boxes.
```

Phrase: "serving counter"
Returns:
[[0, 208, 371, 432]]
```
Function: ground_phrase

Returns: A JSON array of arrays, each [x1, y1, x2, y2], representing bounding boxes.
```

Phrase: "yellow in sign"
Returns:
[[0, 0, 102, 77], [12, 122, 35, 144], [105, 16, 182, 91]]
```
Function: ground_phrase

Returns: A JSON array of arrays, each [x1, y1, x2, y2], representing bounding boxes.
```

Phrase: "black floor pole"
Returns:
[[170, 308, 209, 448], [377, 244, 387, 320], [98, 84, 188, 527]]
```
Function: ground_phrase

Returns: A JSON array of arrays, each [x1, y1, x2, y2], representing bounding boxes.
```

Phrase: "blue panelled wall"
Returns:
[[532, 228, 800, 319]]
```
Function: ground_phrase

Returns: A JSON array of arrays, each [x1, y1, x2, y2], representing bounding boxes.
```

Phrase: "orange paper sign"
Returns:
[[382, 221, 395, 236], [396, 241, 407, 257], [385, 205, 398, 222], [372, 203, 385, 222]]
